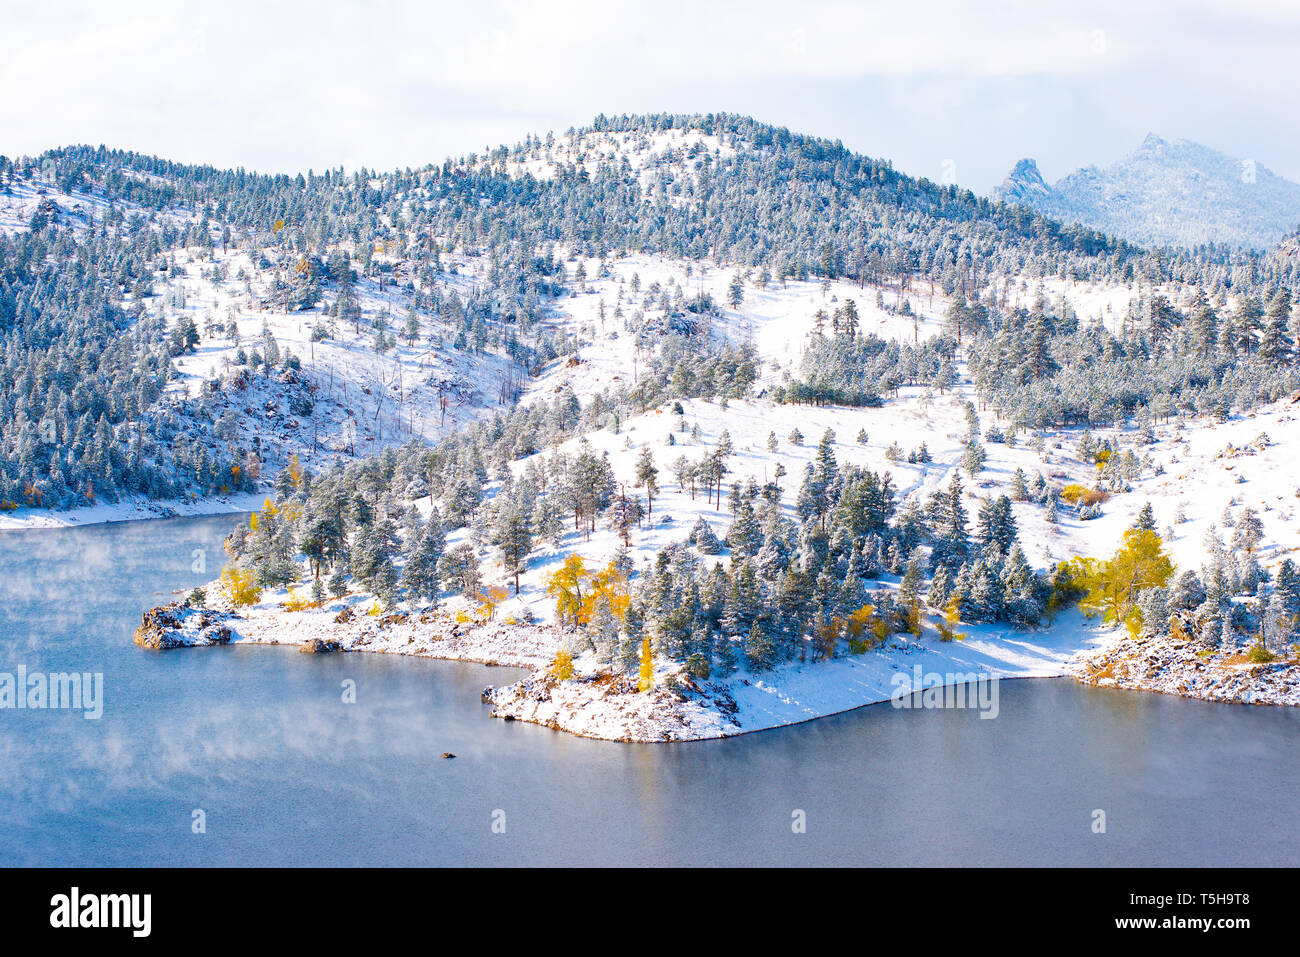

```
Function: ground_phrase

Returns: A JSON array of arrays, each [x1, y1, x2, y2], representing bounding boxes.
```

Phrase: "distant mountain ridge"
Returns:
[[991, 134, 1300, 250]]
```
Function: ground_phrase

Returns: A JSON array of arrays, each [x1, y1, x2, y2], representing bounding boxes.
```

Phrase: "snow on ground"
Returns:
[[0, 170, 191, 236], [160, 246, 518, 454], [0, 176, 110, 235], [13, 161, 1298, 732], [136, 362, 1300, 740], [139, 588, 1109, 741], [522, 253, 951, 405], [116, 241, 1300, 737], [1077, 626, 1300, 707], [499, 127, 739, 199], [484, 606, 1107, 741], [0, 489, 263, 530]]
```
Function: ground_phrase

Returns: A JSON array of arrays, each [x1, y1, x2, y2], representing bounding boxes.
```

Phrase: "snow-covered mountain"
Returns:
[[992, 158, 1052, 206], [992, 134, 1300, 250]]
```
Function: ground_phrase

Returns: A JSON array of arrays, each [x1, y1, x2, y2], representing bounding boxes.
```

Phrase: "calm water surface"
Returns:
[[1, 514, 1297, 866]]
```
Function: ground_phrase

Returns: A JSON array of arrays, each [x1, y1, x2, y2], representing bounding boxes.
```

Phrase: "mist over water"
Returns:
[[1, 514, 1297, 866]]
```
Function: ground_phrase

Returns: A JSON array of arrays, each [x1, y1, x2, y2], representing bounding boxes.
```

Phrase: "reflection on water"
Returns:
[[1, 514, 1298, 866]]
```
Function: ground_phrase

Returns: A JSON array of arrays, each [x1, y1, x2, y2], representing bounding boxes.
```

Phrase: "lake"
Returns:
[[1, 513, 1296, 866]]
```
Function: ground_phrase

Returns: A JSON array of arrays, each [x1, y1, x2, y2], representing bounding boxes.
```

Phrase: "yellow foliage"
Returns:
[[550, 650, 575, 680], [1080, 528, 1176, 624], [367, 601, 382, 616], [903, 599, 922, 637], [583, 562, 631, 625], [283, 589, 311, 612], [637, 636, 654, 692], [476, 585, 509, 622], [936, 596, 966, 642], [813, 617, 841, 660], [1125, 606, 1144, 638], [1060, 483, 1109, 506], [454, 606, 488, 626], [845, 604, 889, 654], [546, 554, 592, 627], [220, 566, 262, 606]]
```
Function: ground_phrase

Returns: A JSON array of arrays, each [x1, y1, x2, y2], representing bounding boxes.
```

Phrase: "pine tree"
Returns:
[[899, 552, 924, 611], [438, 543, 481, 597], [1258, 289, 1294, 367], [1187, 291, 1217, 357], [930, 472, 970, 570], [713, 631, 738, 676], [744, 619, 776, 672], [1231, 507, 1263, 554], [976, 495, 1018, 553], [961, 439, 986, 477], [1233, 295, 1264, 355], [1011, 467, 1029, 502], [494, 503, 533, 594], [727, 273, 745, 309], [634, 446, 659, 518], [400, 511, 445, 604]]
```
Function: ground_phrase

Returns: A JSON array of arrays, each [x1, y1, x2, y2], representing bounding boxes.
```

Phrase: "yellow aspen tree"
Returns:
[[220, 566, 262, 606], [550, 649, 575, 680], [1083, 528, 1175, 623], [637, 636, 654, 692], [546, 554, 591, 626]]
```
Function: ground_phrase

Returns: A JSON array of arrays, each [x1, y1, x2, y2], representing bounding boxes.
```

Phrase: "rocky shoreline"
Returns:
[[132, 597, 1300, 743], [131, 599, 758, 741], [133, 600, 560, 670], [1073, 632, 1300, 706]]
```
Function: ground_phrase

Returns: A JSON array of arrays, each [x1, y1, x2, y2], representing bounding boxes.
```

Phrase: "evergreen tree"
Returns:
[[400, 509, 445, 604], [930, 472, 970, 570], [494, 503, 533, 594]]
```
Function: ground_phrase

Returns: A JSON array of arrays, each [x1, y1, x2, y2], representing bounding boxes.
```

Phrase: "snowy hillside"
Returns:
[[6, 113, 1300, 739], [0, 152, 1180, 530]]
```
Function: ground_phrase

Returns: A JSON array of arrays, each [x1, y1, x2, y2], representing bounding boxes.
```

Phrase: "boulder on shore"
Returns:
[[133, 604, 185, 650], [134, 603, 235, 650], [299, 637, 342, 654]]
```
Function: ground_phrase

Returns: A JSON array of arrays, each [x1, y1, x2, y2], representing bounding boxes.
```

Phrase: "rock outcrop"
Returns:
[[134, 603, 234, 650]]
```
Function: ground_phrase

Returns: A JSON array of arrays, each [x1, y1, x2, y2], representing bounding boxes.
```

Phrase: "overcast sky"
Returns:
[[3, 0, 1298, 193]]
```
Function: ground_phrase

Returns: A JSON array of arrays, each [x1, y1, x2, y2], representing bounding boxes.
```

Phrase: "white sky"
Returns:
[[2, 0, 1298, 192]]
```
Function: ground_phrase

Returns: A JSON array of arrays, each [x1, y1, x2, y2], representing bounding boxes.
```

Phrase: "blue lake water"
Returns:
[[1, 513, 1297, 866]]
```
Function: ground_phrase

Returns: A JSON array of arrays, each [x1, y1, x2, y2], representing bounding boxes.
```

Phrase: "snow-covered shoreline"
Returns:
[[1075, 630, 1300, 706], [0, 490, 265, 531], [132, 594, 1187, 741]]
